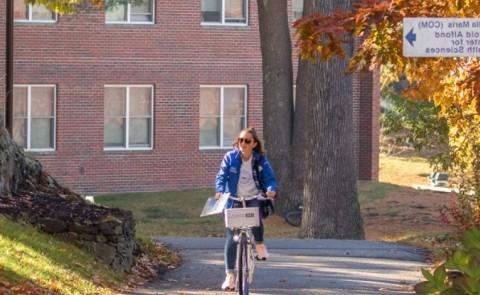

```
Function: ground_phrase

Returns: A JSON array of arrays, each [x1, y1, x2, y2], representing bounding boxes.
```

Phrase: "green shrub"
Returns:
[[415, 227, 480, 294]]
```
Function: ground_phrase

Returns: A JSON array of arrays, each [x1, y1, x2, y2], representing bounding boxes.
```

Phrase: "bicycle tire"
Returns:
[[247, 243, 255, 283], [284, 210, 302, 227], [237, 234, 249, 295]]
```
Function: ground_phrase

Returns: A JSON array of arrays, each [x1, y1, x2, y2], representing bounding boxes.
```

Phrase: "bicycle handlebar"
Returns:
[[226, 193, 267, 202]]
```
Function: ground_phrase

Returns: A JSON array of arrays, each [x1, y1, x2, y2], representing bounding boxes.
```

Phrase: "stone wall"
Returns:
[[0, 192, 137, 271], [0, 125, 137, 272], [0, 126, 17, 195]]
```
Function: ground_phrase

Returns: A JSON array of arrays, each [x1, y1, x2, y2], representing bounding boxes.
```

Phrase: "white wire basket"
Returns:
[[224, 207, 260, 229]]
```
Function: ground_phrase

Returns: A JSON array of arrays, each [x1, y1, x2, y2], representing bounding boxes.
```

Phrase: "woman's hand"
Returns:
[[266, 191, 276, 199], [215, 192, 223, 200]]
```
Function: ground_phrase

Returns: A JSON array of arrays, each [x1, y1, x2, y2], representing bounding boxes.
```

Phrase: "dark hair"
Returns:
[[233, 127, 265, 155]]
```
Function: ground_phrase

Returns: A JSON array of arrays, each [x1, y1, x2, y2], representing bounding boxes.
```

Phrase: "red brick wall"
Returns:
[[352, 35, 380, 181], [352, 70, 380, 181], [14, 1, 263, 194], [12, 0, 379, 194]]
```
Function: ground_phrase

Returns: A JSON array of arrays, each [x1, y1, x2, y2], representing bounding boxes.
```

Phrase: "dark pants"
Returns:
[[224, 199, 264, 272]]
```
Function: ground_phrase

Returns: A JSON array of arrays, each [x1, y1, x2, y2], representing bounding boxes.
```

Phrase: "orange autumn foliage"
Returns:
[[294, 0, 480, 112], [294, 0, 480, 201]]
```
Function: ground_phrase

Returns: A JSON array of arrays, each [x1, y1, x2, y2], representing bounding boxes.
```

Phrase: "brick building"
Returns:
[[0, 0, 379, 194]]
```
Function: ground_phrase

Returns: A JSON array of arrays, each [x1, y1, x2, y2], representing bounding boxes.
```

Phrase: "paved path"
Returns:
[[131, 237, 428, 295]]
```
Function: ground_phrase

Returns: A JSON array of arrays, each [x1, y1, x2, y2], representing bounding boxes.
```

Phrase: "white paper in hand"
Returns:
[[200, 194, 229, 217]]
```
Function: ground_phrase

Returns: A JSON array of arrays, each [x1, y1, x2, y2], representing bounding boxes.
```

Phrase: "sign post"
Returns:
[[403, 17, 480, 57]]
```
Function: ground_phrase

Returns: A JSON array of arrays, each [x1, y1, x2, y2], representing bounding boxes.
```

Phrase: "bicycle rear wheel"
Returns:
[[237, 234, 249, 295], [285, 210, 302, 227]]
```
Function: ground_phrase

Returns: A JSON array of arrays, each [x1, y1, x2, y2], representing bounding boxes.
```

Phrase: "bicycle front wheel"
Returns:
[[237, 234, 249, 295], [285, 210, 302, 227]]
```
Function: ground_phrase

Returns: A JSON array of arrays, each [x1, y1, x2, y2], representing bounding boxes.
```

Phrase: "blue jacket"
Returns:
[[215, 149, 277, 209]]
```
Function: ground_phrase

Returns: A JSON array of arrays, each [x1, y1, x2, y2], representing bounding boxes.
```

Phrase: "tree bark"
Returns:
[[287, 59, 308, 211], [299, 0, 364, 239], [257, 0, 294, 213]]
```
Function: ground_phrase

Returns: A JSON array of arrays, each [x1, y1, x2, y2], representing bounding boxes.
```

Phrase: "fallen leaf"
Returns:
[[0, 278, 11, 287]]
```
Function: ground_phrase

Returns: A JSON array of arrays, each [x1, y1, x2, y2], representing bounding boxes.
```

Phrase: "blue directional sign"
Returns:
[[403, 17, 480, 57], [405, 28, 416, 47]]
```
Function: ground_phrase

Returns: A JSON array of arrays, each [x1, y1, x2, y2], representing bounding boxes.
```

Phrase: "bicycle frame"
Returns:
[[224, 194, 265, 295], [233, 226, 255, 295]]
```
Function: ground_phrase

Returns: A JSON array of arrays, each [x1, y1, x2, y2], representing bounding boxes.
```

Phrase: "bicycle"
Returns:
[[284, 204, 303, 227], [224, 193, 266, 295]]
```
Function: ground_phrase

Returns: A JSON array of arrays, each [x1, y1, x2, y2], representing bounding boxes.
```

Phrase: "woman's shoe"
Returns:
[[221, 271, 235, 291], [255, 243, 269, 260]]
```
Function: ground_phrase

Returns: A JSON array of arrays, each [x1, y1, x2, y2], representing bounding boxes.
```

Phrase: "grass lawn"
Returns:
[[97, 189, 225, 239], [96, 153, 434, 240], [97, 189, 303, 239], [96, 183, 399, 239], [378, 153, 432, 186], [0, 216, 124, 294]]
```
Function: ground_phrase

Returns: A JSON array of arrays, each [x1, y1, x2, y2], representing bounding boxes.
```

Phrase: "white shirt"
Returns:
[[236, 156, 261, 198]]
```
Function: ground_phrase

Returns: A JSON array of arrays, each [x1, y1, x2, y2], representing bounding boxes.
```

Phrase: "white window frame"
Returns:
[[14, 84, 57, 152], [14, 3, 58, 23], [199, 85, 248, 150], [201, 0, 249, 27], [292, 0, 304, 21], [105, 0, 155, 25], [293, 84, 296, 109], [104, 85, 154, 151]]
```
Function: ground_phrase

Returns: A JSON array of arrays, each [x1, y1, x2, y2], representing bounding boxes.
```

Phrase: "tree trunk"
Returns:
[[299, 0, 364, 239], [257, 0, 294, 213], [287, 59, 308, 211]]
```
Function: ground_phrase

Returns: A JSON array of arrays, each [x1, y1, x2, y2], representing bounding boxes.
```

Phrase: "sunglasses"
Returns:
[[238, 137, 253, 144]]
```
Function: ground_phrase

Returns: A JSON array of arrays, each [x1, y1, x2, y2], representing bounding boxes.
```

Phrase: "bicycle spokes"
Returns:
[[248, 243, 255, 283]]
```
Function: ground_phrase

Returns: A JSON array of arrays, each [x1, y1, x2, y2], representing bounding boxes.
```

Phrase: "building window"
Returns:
[[105, 0, 154, 24], [199, 85, 247, 148], [13, 85, 56, 151], [14, 0, 56, 22], [104, 85, 153, 150], [201, 0, 248, 26], [293, 0, 303, 21]]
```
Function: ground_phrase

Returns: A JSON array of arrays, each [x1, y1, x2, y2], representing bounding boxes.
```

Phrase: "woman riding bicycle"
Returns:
[[215, 127, 277, 291]]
